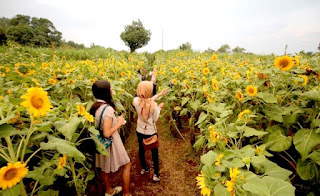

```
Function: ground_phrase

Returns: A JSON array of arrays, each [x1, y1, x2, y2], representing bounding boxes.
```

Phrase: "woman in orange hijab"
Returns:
[[133, 81, 167, 182]]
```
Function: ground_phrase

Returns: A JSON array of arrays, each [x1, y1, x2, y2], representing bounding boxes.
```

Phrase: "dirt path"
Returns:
[[111, 118, 200, 196]]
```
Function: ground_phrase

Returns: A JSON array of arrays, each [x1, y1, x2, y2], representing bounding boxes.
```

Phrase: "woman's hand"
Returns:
[[117, 115, 125, 125], [160, 89, 168, 96], [158, 102, 164, 109]]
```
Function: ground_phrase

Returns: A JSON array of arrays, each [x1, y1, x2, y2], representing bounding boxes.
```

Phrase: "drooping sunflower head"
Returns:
[[58, 154, 67, 169], [274, 56, 294, 71], [203, 68, 210, 75], [0, 162, 28, 190], [245, 85, 258, 97], [236, 92, 244, 101], [20, 87, 52, 117]]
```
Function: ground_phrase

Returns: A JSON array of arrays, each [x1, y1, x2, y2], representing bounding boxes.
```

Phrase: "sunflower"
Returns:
[[58, 154, 67, 169], [215, 153, 224, 166], [203, 68, 210, 75], [77, 105, 86, 116], [120, 72, 126, 77], [212, 79, 219, 91], [85, 112, 94, 123], [20, 87, 52, 117], [211, 54, 217, 62], [298, 75, 308, 86], [236, 92, 244, 101], [245, 85, 258, 97], [233, 73, 240, 80], [274, 56, 294, 71], [238, 109, 250, 120], [210, 129, 220, 143], [172, 79, 178, 85], [48, 78, 58, 85], [0, 162, 28, 190], [68, 79, 75, 84], [196, 171, 211, 196]]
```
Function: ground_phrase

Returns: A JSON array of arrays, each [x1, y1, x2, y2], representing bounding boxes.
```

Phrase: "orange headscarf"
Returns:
[[137, 81, 155, 122]]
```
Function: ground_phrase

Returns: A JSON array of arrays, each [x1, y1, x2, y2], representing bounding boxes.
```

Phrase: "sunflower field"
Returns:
[[0, 42, 320, 196]]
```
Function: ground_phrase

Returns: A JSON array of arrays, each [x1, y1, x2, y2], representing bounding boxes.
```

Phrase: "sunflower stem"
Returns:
[[69, 157, 81, 196], [16, 138, 25, 161], [25, 147, 41, 165], [30, 180, 39, 196], [5, 136, 16, 162], [21, 118, 35, 162], [0, 151, 11, 162]]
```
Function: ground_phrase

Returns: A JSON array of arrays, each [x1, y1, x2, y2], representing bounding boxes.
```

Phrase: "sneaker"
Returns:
[[140, 166, 150, 175], [105, 186, 122, 196], [153, 174, 160, 182]]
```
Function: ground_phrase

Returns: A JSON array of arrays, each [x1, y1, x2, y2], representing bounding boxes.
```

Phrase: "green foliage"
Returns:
[[120, 19, 151, 53], [217, 44, 231, 53], [3, 15, 62, 47], [179, 42, 192, 50], [232, 46, 246, 53]]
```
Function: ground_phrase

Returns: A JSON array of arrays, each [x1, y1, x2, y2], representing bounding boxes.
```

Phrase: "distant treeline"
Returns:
[[0, 14, 85, 48]]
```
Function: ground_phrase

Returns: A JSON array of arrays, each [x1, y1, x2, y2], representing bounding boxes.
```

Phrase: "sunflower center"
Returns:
[[4, 168, 17, 180], [280, 60, 289, 68], [249, 89, 254, 94], [31, 96, 44, 109]]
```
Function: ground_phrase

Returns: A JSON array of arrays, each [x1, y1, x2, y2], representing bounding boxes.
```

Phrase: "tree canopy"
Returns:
[[0, 15, 62, 47], [120, 19, 151, 53]]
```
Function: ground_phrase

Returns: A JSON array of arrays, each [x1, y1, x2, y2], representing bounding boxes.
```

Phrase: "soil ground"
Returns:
[[110, 118, 200, 196]]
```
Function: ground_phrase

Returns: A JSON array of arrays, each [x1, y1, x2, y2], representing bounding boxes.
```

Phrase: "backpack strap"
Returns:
[[98, 105, 109, 135]]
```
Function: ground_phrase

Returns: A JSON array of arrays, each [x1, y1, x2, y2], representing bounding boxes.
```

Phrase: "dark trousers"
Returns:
[[136, 132, 159, 176]]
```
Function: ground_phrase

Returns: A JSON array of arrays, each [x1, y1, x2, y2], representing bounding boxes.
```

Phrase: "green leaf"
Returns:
[[311, 119, 320, 129], [181, 97, 190, 106], [195, 112, 208, 125], [257, 92, 277, 103], [0, 113, 15, 125], [0, 124, 19, 138], [243, 126, 268, 137], [263, 107, 283, 122], [189, 100, 201, 111], [303, 90, 320, 101], [262, 176, 295, 196], [193, 136, 205, 152], [243, 175, 270, 196], [293, 129, 320, 160], [200, 150, 217, 166], [307, 150, 320, 165], [265, 126, 292, 152], [38, 189, 59, 196], [0, 183, 20, 196], [296, 159, 318, 180], [55, 117, 81, 141], [263, 161, 292, 180], [213, 183, 231, 196], [40, 136, 85, 159], [90, 134, 109, 157]]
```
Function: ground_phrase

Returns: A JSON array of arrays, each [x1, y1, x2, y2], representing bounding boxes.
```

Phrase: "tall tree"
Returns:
[[0, 17, 10, 44], [5, 15, 62, 47], [217, 44, 231, 53], [232, 46, 246, 53], [179, 42, 192, 50], [120, 19, 151, 53]]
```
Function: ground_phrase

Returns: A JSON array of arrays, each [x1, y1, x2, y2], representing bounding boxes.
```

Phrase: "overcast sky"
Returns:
[[1, 0, 320, 54]]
